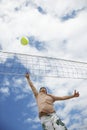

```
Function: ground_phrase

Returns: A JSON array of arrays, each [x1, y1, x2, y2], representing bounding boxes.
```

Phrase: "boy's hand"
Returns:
[[73, 90, 79, 97], [25, 73, 30, 79]]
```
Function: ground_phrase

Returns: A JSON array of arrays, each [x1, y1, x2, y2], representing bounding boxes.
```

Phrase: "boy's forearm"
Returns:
[[62, 95, 74, 100], [27, 78, 34, 87], [53, 90, 79, 101], [26, 78, 38, 97], [53, 94, 75, 101]]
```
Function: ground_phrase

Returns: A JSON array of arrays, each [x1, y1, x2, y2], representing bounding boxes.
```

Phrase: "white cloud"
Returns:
[[33, 0, 87, 17], [15, 94, 27, 101], [27, 102, 37, 108], [0, 0, 86, 61], [0, 87, 10, 96], [24, 116, 40, 124]]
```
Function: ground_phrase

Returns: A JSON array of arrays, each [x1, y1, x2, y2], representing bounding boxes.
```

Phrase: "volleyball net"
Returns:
[[0, 51, 87, 79]]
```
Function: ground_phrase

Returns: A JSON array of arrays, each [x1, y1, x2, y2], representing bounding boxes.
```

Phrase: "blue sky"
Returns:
[[0, 0, 87, 130]]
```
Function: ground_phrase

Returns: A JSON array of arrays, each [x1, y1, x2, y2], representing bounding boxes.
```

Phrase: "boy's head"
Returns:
[[39, 87, 47, 94]]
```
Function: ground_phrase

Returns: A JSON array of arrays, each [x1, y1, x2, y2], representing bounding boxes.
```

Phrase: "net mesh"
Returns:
[[0, 51, 87, 79]]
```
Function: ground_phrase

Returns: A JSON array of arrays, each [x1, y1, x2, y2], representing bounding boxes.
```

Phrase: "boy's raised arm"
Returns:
[[25, 73, 38, 97]]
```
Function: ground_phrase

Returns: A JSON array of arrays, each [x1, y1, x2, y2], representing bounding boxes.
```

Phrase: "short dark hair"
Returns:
[[39, 87, 47, 93]]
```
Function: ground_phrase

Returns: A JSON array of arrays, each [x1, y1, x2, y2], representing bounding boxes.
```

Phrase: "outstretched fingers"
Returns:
[[74, 90, 80, 97]]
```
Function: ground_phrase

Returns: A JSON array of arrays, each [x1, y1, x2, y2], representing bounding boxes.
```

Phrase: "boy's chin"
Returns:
[[40, 91, 46, 93]]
